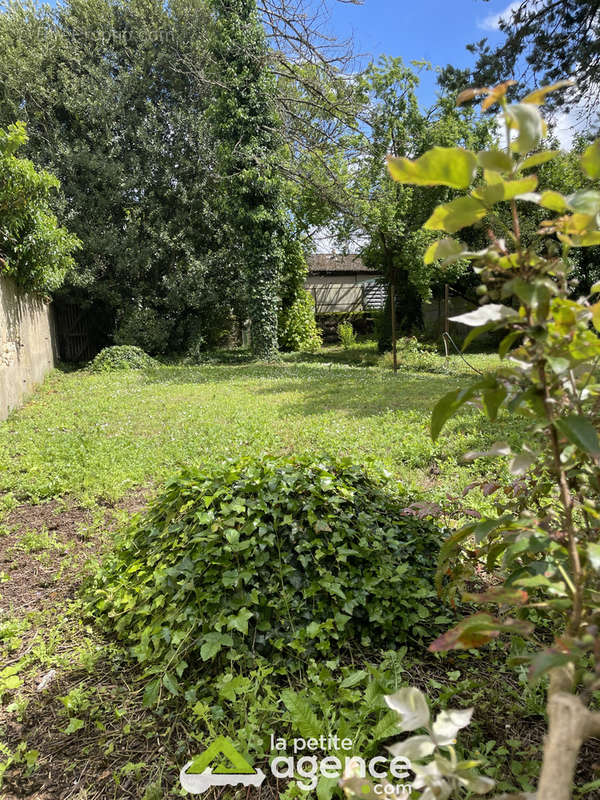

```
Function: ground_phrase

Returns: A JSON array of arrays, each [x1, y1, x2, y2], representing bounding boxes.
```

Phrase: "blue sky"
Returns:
[[325, 0, 517, 108]]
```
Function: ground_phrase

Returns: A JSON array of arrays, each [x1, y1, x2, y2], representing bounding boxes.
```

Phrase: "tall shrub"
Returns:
[[0, 122, 79, 294]]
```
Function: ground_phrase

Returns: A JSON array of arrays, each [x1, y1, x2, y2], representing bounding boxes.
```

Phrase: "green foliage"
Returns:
[[296, 57, 495, 348], [88, 346, 156, 373], [387, 80, 600, 796], [341, 686, 494, 798], [114, 308, 172, 356], [0, 122, 79, 294], [278, 289, 322, 352], [0, 0, 296, 356], [86, 455, 445, 688], [337, 322, 356, 349], [207, 0, 285, 359]]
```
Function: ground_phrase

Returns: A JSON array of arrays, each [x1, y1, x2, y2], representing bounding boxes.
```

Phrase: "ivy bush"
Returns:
[[278, 289, 322, 352], [88, 345, 156, 372], [86, 455, 448, 698]]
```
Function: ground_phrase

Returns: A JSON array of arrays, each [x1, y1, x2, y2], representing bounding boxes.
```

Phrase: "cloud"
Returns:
[[478, 1, 522, 32]]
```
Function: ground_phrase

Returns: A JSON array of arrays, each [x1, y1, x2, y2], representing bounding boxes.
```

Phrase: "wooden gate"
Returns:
[[54, 303, 95, 362]]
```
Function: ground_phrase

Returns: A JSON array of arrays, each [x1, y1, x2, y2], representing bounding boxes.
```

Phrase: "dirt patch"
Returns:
[[0, 490, 150, 617]]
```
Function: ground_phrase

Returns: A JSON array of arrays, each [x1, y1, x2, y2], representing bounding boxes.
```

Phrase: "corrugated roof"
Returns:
[[307, 253, 378, 274]]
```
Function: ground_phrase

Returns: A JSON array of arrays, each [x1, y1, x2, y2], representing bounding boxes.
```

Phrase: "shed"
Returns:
[[305, 254, 385, 313]]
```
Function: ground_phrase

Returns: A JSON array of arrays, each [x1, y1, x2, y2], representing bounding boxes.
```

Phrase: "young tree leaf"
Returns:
[[429, 613, 534, 652], [464, 586, 528, 605], [529, 649, 573, 682], [423, 237, 465, 265], [477, 149, 513, 172], [450, 304, 517, 327], [424, 196, 487, 234], [386, 147, 477, 189], [521, 80, 574, 105], [387, 735, 436, 760], [473, 174, 538, 205], [480, 79, 517, 111], [555, 415, 600, 457], [384, 687, 430, 731], [457, 86, 488, 105], [581, 139, 600, 179], [431, 383, 483, 440], [506, 104, 544, 153], [509, 453, 536, 476], [519, 151, 560, 170], [431, 708, 474, 744], [587, 542, 600, 571]]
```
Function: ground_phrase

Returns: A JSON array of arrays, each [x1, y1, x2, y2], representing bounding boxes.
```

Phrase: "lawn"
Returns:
[[1, 347, 579, 799], [0, 350, 509, 505]]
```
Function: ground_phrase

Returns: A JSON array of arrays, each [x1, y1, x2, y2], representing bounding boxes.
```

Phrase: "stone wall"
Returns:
[[0, 277, 57, 421]]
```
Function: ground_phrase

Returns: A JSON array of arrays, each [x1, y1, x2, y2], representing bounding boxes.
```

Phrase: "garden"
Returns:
[[2, 1, 600, 799]]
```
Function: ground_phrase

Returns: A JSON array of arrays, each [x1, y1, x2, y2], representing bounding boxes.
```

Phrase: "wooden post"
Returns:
[[444, 283, 449, 335], [390, 282, 397, 374], [443, 283, 450, 360]]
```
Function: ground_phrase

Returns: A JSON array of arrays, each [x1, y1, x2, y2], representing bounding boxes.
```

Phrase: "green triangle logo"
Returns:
[[186, 736, 256, 776]]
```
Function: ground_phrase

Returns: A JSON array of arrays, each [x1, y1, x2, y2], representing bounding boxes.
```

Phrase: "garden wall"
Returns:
[[0, 276, 57, 421]]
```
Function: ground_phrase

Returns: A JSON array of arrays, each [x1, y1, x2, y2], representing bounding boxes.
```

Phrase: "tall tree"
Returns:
[[298, 58, 493, 348], [207, 0, 286, 359], [469, 1, 600, 130]]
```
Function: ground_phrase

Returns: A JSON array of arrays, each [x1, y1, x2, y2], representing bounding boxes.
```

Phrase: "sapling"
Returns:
[[380, 80, 600, 800]]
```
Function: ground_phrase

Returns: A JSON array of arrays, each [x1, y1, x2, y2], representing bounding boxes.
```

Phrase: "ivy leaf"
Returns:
[[142, 679, 161, 708], [386, 146, 477, 189], [64, 717, 85, 735], [424, 196, 487, 234], [162, 672, 179, 696], [226, 607, 253, 635], [555, 415, 600, 457], [200, 632, 234, 661], [581, 139, 600, 179]]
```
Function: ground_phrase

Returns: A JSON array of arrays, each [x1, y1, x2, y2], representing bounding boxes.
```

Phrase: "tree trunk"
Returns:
[[535, 665, 600, 800]]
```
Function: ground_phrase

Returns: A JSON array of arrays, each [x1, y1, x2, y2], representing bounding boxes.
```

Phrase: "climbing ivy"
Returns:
[[208, 0, 285, 359]]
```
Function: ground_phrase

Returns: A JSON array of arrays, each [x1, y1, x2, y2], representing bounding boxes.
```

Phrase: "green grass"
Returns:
[[0, 350, 516, 504], [0, 346, 573, 798]]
